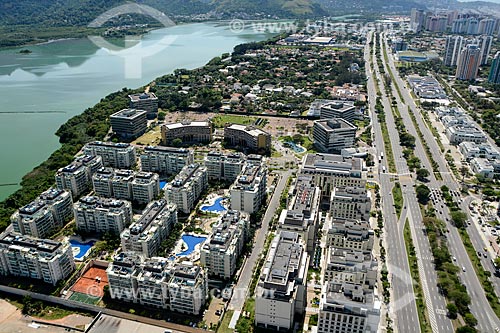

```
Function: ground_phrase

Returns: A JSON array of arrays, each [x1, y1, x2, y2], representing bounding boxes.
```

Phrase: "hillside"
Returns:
[[316, 0, 425, 14], [211, 0, 328, 17]]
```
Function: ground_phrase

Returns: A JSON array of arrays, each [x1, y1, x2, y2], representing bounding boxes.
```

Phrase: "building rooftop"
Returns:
[[169, 164, 204, 188], [0, 232, 61, 255], [164, 121, 210, 130], [314, 118, 357, 132], [111, 108, 147, 119], [301, 153, 363, 176], [129, 92, 158, 102], [225, 124, 270, 138]]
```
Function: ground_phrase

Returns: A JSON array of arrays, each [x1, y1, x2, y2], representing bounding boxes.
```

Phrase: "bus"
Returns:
[[382, 166, 386, 173], [380, 152, 384, 159]]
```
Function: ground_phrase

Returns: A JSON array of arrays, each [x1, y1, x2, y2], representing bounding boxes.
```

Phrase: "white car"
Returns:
[[462, 266, 466, 272]]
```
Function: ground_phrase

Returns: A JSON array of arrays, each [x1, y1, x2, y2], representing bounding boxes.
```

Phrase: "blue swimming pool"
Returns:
[[160, 181, 168, 189], [176, 235, 207, 256], [201, 197, 227, 213], [284, 141, 306, 153], [69, 239, 95, 259]]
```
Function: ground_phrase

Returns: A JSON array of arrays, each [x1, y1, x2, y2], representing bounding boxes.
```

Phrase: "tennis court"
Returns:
[[69, 291, 100, 305], [70, 266, 108, 300]]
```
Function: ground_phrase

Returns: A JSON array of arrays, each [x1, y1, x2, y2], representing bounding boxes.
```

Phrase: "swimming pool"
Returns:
[[160, 181, 168, 189], [176, 235, 207, 256], [201, 197, 227, 213], [69, 239, 95, 259], [284, 141, 306, 153]]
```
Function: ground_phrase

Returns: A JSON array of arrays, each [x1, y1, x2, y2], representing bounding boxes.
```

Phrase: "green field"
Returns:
[[212, 114, 257, 128], [69, 292, 100, 305]]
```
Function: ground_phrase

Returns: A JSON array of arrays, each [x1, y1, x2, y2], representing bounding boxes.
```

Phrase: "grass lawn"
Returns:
[[132, 126, 162, 146], [217, 310, 235, 333], [212, 114, 256, 128], [392, 182, 403, 218]]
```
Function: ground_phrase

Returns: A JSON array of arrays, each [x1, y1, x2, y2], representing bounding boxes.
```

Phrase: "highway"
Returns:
[[365, 31, 420, 333], [380, 32, 500, 332]]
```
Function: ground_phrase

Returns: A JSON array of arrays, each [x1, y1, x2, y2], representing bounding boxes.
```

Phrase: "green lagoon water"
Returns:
[[0, 22, 274, 200]]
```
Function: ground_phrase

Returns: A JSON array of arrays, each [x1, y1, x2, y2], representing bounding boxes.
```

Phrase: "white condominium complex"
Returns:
[[299, 153, 365, 200], [0, 232, 76, 285], [164, 164, 208, 214], [278, 175, 321, 255], [11, 188, 73, 239], [106, 253, 208, 315], [56, 155, 103, 198], [326, 218, 374, 253], [229, 155, 267, 214], [200, 210, 249, 279], [224, 124, 271, 153], [121, 200, 177, 258], [92, 168, 160, 205], [83, 141, 137, 169], [255, 231, 309, 331], [74, 196, 132, 234], [204, 151, 245, 183], [329, 186, 371, 222], [140, 146, 194, 176]]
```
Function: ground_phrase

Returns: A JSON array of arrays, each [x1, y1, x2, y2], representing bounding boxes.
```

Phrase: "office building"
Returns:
[[446, 125, 487, 144], [129, 92, 159, 119], [326, 218, 374, 253], [255, 231, 309, 331], [121, 200, 177, 258], [319, 101, 356, 123], [224, 124, 271, 154], [278, 175, 320, 255], [489, 52, 500, 84], [140, 146, 194, 176], [56, 155, 103, 198], [393, 39, 408, 52], [407, 75, 447, 99], [0, 232, 75, 285], [329, 187, 371, 221], [324, 247, 377, 287], [458, 142, 500, 160], [161, 121, 212, 146], [11, 188, 73, 239], [74, 196, 132, 234], [456, 44, 481, 80], [313, 118, 357, 154], [477, 35, 493, 65], [165, 164, 208, 214], [83, 141, 137, 169], [444, 36, 464, 66], [299, 153, 365, 199], [200, 210, 249, 279], [230, 155, 267, 214], [470, 157, 497, 179], [204, 151, 245, 183], [110, 109, 148, 140], [92, 168, 160, 205]]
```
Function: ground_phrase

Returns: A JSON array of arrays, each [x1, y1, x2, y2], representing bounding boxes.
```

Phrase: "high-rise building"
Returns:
[[319, 101, 356, 122], [478, 18, 496, 36], [128, 92, 159, 119], [313, 118, 357, 154], [326, 218, 374, 253], [140, 146, 194, 176], [456, 44, 481, 80], [410, 8, 426, 32], [229, 155, 267, 214], [165, 164, 208, 214], [466, 17, 479, 35], [0, 232, 76, 285], [452, 18, 467, 34], [329, 186, 371, 222], [444, 36, 464, 66], [110, 109, 148, 140], [56, 155, 103, 198], [477, 35, 493, 65], [204, 151, 245, 183], [83, 141, 137, 169], [488, 52, 500, 84], [255, 231, 309, 331], [120, 200, 177, 257], [167, 262, 208, 315], [74, 196, 133, 234], [200, 210, 249, 279]]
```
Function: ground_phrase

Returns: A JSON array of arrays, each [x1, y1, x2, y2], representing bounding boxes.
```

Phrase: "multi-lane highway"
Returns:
[[379, 32, 500, 332]]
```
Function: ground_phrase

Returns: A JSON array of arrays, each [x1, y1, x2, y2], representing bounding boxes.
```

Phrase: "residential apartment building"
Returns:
[[224, 124, 271, 154], [200, 210, 249, 279], [278, 175, 320, 255], [92, 168, 160, 205], [121, 200, 178, 258], [164, 164, 208, 214], [74, 196, 132, 234], [56, 155, 103, 198], [444, 35, 464, 66], [319, 101, 356, 123], [229, 155, 267, 214], [83, 141, 137, 169], [489, 51, 500, 84], [326, 218, 374, 253], [299, 153, 365, 200], [329, 186, 371, 221], [255, 231, 309, 331], [161, 121, 212, 146], [456, 44, 481, 80], [11, 188, 73, 239], [477, 35, 493, 65], [0, 232, 75, 285], [129, 92, 159, 119], [204, 151, 245, 183], [167, 262, 208, 315], [106, 252, 142, 303], [140, 146, 194, 176], [313, 118, 357, 154], [110, 109, 148, 140], [324, 247, 377, 287]]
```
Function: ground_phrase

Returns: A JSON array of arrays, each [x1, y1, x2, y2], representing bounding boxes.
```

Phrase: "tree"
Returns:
[[157, 111, 166, 121], [450, 211, 467, 228], [447, 303, 458, 319], [416, 168, 430, 181], [416, 184, 431, 205], [456, 326, 477, 333], [464, 313, 478, 327], [172, 138, 182, 147]]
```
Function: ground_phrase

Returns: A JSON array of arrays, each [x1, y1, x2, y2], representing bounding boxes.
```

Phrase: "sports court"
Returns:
[[70, 266, 108, 304]]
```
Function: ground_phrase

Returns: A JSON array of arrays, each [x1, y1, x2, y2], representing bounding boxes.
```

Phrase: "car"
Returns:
[[462, 266, 466, 272], [453, 256, 457, 261]]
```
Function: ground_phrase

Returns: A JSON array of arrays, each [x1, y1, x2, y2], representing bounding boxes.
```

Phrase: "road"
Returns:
[[380, 32, 500, 332], [228, 168, 293, 312], [365, 31, 421, 333]]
